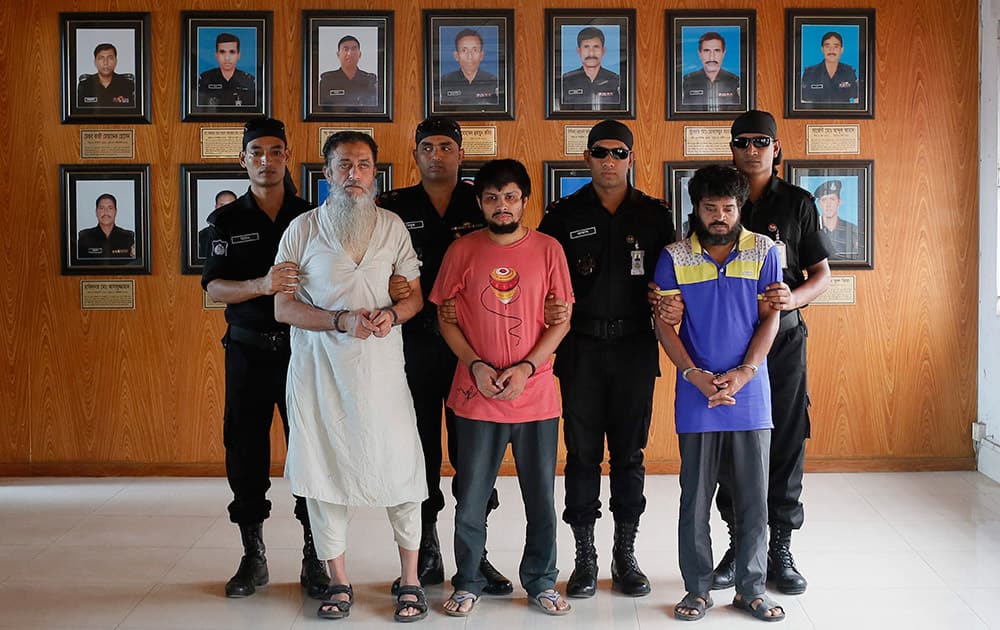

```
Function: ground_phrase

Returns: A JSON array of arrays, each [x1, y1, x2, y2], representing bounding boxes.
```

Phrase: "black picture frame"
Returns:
[[459, 160, 488, 184], [785, 160, 874, 269], [60, 164, 151, 275], [301, 163, 393, 206], [179, 164, 250, 275], [545, 9, 636, 120], [664, 161, 722, 239], [182, 11, 272, 122], [302, 11, 393, 122], [665, 10, 756, 121], [785, 9, 875, 119], [423, 10, 515, 120], [543, 160, 634, 208], [60, 12, 152, 124]]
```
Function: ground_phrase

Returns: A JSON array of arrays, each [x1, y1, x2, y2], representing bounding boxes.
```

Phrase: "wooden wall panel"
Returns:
[[0, 0, 979, 475]]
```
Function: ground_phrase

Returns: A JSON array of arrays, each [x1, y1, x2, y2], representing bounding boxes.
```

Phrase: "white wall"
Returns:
[[979, 0, 1000, 481]]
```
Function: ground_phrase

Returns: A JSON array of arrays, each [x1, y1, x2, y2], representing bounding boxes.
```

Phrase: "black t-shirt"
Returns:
[[201, 187, 312, 332]]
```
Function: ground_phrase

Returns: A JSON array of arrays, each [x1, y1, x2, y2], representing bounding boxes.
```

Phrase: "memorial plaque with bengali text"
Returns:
[[460, 126, 497, 157], [200, 128, 244, 159], [563, 126, 592, 155], [80, 130, 135, 159], [683, 127, 732, 157], [812, 275, 856, 305], [806, 125, 861, 155], [80, 280, 135, 310]]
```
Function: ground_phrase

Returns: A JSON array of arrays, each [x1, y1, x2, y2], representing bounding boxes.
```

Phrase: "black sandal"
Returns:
[[318, 584, 353, 620], [394, 585, 428, 623], [733, 593, 786, 622], [674, 592, 713, 621]]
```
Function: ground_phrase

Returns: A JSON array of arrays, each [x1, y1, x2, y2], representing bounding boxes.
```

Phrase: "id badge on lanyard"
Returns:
[[770, 224, 788, 269]]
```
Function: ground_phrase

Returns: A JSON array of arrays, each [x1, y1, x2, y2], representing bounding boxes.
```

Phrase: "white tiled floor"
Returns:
[[2, 472, 999, 629]]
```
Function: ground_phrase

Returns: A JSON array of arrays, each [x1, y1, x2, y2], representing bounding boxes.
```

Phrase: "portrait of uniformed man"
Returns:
[[560, 26, 621, 111], [78, 193, 135, 259], [318, 35, 379, 109], [198, 189, 239, 260], [198, 32, 257, 107], [801, 31, 859, 104], [77, 43, 135, 108], [439, 28, 498, 107], [680, 31, 740, 112], [814, 179, 860, 260]]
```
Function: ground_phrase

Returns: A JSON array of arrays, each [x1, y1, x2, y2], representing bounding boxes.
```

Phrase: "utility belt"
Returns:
[[227, 325, 289, 351], [777, 309, 803, 334], [571, 316, 650, 341]]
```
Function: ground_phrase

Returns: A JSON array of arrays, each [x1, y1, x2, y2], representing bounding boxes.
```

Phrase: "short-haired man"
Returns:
[[708, 110, 832, 596], [199, 190, 238, 260], [653, 164, 784, 622], [430, 159, 574, 617], [78, 193, 135, 259], [377, 117, 512, 596], [680, 32, 740, 111], [275, 131, 430, 622], [198, 33, 256, 107], [77, 43, 135, 108], [815, 179, 859, 260], [318, 35, 379, 108], [538, 120, 675, 599], [440, 29, 498, 106], [561, 27, 621, 110], [801, 32, 859, 103], [201, 117, 328, 600]]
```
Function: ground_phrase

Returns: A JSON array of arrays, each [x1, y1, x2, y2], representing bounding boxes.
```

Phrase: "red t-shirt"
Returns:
[[429, 229, 574, 423]]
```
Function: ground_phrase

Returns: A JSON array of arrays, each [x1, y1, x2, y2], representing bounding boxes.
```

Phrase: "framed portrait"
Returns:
[[665, 11, 755, 120], [785, 9, 875, 118], [303, 11, 393, 122], [423, 10, 514, 120], [60, 12, 151, 124], [301, 163, 393, 206], [545, 10, 636, 120], [459, 160, 487, 184], [785, 160, 874, 269], [60, 164, 151, 275], [664, 161, 722, 239], [179, 165, 249, 274], [182, 11, 272, 122], [543, 160, 634, 208]]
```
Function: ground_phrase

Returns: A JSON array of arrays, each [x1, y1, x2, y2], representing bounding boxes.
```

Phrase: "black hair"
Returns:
[[698, 32, 726, 51], [322, 131, 378, 166], [473, 159, 531, 200], [93, 43, 117, 58], [215, 33, 240, 52], [454, 29, 483, 50], [820, 32, 844, 46], [688, 165, 749, 209], [577, 27, 605, 47], [338, 35, 360, 50], [95, 193, 117, 208]]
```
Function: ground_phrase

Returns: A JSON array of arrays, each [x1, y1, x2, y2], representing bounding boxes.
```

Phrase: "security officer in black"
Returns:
[[201, 117, 328, 601], [561, 27, 621, 111], [77, 43, 135, 108], [198, 33, 256, 107], [377, 116, 512, 596], [710, 110, 832, 596], [538, 120, 675, 599], [800, 32, 859, 103]]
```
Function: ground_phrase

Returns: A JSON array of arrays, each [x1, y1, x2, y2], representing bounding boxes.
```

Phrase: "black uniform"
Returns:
[[801, 62, 859, 103], [198, 68, 256, 107], [716, 176, 832, 531], [77, 73, 135, 108], [201, 185, 312, 526], [376, 181, 488, 523], [538, 184, 675, 526], [78, 225, 134, 258], [440, 69, 499, 106], [318, 68, 378, 108], [198, 226, 212, 260], [560, 67, 621, 110], [680, 69, 741, 111]]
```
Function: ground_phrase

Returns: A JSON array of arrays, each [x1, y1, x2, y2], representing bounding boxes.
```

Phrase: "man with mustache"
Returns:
[[801, 31, 859, 104], [561, 27, 621, 111], [440, 29, 499, 106], [680, 32, 741, 112], [77, 43, 135, 108], [78, 193, 135, 259]]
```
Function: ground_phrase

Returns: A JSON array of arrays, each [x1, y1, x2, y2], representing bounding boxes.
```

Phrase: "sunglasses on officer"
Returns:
[[730, 136, 774, 149], [588, 146, 632, 160]]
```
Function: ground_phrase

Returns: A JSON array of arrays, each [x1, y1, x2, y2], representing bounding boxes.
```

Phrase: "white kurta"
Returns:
[[277, 202, 427, 506]]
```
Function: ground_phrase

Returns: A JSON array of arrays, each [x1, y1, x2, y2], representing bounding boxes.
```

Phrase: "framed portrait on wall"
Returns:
[[423, 10, 514, 120], [459, 160, 487, 184], [181, 11, 272, 122], [543, 160, 634, 208], [665, 11, 755, 120], [60, 164, 151, 275], [301, 163, 393, 206], [60, 12, 152, 124], [545, 9, 636, 119], [785, 160, 874, 268], [302, 11, 393, 122], [664, 161, 721, 239], [179, 165, 249, 274], [785, 9, 875, 118]]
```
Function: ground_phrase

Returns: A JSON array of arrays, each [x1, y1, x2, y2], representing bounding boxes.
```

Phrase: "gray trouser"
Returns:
[[678, 429, 770, 598]]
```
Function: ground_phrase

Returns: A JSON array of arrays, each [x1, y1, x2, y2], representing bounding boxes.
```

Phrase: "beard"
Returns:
[[325, 181, 377, 262], [691, 214, 741, 246], [487, 219, 520, 234]]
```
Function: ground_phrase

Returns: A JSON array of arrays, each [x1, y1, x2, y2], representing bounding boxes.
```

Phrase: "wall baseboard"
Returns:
[[978, 441, 1000, 483]]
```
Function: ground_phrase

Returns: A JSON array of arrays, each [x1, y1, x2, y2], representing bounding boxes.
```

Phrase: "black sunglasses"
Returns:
[[589, 146, 632, 160], [731, 137, 774, 149]]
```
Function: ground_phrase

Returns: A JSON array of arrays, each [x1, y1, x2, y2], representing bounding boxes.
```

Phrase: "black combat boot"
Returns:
[[417, 521, 445, 586], [566, 524, 598, 598], [768, 525, 808, 594], [710, 521, 737, 590], [225, 523, 269, 598], [610, 521, 650, 597], [480, 550, 513, 595], [300, 524, 330, 599]]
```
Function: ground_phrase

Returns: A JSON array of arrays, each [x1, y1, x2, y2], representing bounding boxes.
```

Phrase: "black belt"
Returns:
[[777, 310, 802, 333], [572, 317, 650, 340], [228, 325, 289, 351]]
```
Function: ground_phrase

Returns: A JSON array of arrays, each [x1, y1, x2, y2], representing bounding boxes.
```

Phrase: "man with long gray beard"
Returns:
[[275, 130, 430, 622]]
